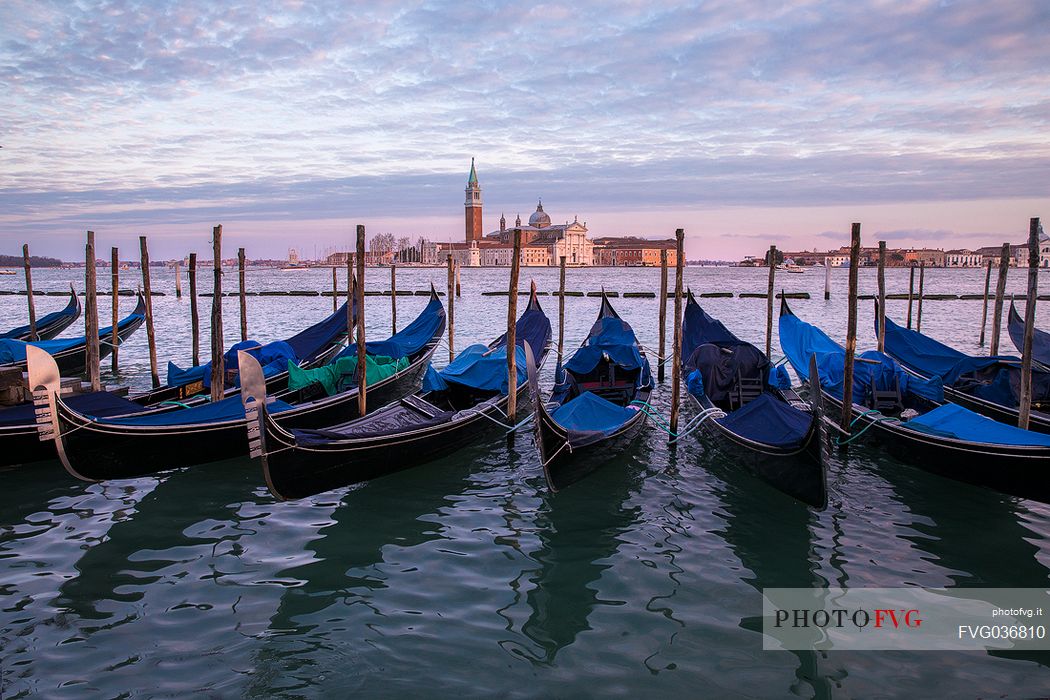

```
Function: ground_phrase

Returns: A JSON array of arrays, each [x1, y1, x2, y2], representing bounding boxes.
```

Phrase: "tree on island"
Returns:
[[0, 254, 63, 268]]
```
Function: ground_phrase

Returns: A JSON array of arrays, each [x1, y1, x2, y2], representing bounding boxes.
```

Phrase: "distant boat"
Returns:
[[0, 270, 15, 275], [783, 263, 805, 274]]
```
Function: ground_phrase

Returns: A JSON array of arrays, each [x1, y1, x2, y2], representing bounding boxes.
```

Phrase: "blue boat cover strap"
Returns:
[[96, 395, 294, 426], [549, 391, 641, 448], [780, 311, 943, 405], [904, 403, 1050, 447], [715, 393, 813, 450]]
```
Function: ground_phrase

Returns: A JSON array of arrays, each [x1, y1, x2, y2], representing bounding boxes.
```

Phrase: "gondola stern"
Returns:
[[806, 353, 830, 510]]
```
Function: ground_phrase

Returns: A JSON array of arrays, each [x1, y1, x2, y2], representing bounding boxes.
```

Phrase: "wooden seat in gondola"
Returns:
[[869, 376, 903, 414], [401, 394, 444, 419], [728, 372, 764, 411]]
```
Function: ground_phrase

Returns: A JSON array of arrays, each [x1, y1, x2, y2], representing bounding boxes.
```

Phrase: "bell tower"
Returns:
[[465, 158, 483, 243]]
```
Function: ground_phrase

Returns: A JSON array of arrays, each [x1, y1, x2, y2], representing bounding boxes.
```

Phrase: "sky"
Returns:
[[1, 0, 1048, 261]]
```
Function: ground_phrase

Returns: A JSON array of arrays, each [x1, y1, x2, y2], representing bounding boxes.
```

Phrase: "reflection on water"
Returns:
[[2, 268, 1050, 696]]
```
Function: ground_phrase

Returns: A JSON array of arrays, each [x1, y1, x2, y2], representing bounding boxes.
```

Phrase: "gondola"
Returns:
[[781, 298, 1050, 503], [0, 292, 145, 374], [130, 296, 356, 406], [1, 287, 81, 341], [244, 285, 552, 500], [29, 291, 445, 480], [3, 296, 356, 469], [529, 292, 651, 492], [1008, 300, 1050, 368], [877, 301, 1050, 434], [680, 291, 827, 507]]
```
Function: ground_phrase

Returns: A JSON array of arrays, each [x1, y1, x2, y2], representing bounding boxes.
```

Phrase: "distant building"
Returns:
[[592, 237, 678, 266], [903, 248, 945, 267], [944, 249, 981, 267]]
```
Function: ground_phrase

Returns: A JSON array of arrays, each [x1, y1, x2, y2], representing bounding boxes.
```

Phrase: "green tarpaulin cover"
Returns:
[[287, 355, 407, 395]]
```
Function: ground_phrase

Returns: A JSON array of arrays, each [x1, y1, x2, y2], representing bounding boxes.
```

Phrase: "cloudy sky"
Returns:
[[1, 0, 1047, 260]]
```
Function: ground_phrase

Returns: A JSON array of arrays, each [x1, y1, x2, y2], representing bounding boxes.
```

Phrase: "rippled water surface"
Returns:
[[2, 265, 1050, 698]]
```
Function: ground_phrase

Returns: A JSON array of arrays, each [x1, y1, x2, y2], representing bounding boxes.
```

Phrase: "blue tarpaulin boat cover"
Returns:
[[905, 403, 1050, 447], [2, 299, 77, 340], [681, 296, 742, 358], [0, 391, 151, 428], [334, 295, 444, 361], [780, 310, 943, 405], [715, 393, 813, 449], [563, 317, 648, 382], [0, 310, 144, 364], [550, 391, 640, 447], [1009, 302, 1050, 367], [284, 301, 353, 363], [96, 394, 295, 426], [428, 343, 526, 394], [881, 312, 1050, 407], [423, 299, 550, 395], [166, 340, 298, 389]]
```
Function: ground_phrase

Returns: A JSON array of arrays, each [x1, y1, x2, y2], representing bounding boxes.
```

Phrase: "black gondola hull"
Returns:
[[263, 385, 530, 500], [821, 392, 1050, 504], [0, 424, 52, 467], [536, 394, 649, 493], [691, 393, 827, 508], [53, 345, 435, 481]]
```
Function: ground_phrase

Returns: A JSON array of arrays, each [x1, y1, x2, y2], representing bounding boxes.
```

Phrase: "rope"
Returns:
[[158, 400, 194, 409], [833, 409, 900, 446], [541, 439, 572, 468]]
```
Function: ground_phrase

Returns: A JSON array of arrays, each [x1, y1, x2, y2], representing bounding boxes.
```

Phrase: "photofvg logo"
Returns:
[[762, 588, 1050, 651]]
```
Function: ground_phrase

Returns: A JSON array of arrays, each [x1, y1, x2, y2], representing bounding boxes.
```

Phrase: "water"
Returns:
[[2, 265, 1050, 698]]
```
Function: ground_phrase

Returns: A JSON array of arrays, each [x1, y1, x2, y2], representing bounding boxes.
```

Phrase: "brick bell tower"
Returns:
[[465, 158, 483, 243]]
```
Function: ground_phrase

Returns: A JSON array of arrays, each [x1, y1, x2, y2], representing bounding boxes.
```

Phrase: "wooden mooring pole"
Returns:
[[824, 258, 831, 300], [238, 247, 247, 342], [658, 249, 668, 382], [331, 266, 338, 313], [506, 229, 523, 418], [356, 225, 367, 418], [22, 244, 36, 341], [455, 260, 461, 297], [189, 253, 200, 367], [765, 245, 776, 359], [139, 236, 159, 388], [85, 231, 101, 391], [558, 255, 566, 371], [1018, 217, 1041, 430], [877, 241, 886, 352], [906, 265, 915, 329], [447, 254, 455, 363], [989, 242, 1011, 356], [175, 260, 182, 299], [839, 223, 861, 436], [978, 259, 993, 346], [210, 225, 224, 403], [916, 261, 926, 333], [391, 263, 397, 334], [669, 228, 685, 439], [111, 247, 119, 374]]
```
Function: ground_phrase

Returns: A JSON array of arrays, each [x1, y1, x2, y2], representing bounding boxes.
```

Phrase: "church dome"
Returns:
[[529, 200, 551, 228]]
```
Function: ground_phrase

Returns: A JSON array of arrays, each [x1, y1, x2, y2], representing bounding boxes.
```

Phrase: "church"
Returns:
[[454, 159, 594, 267]]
